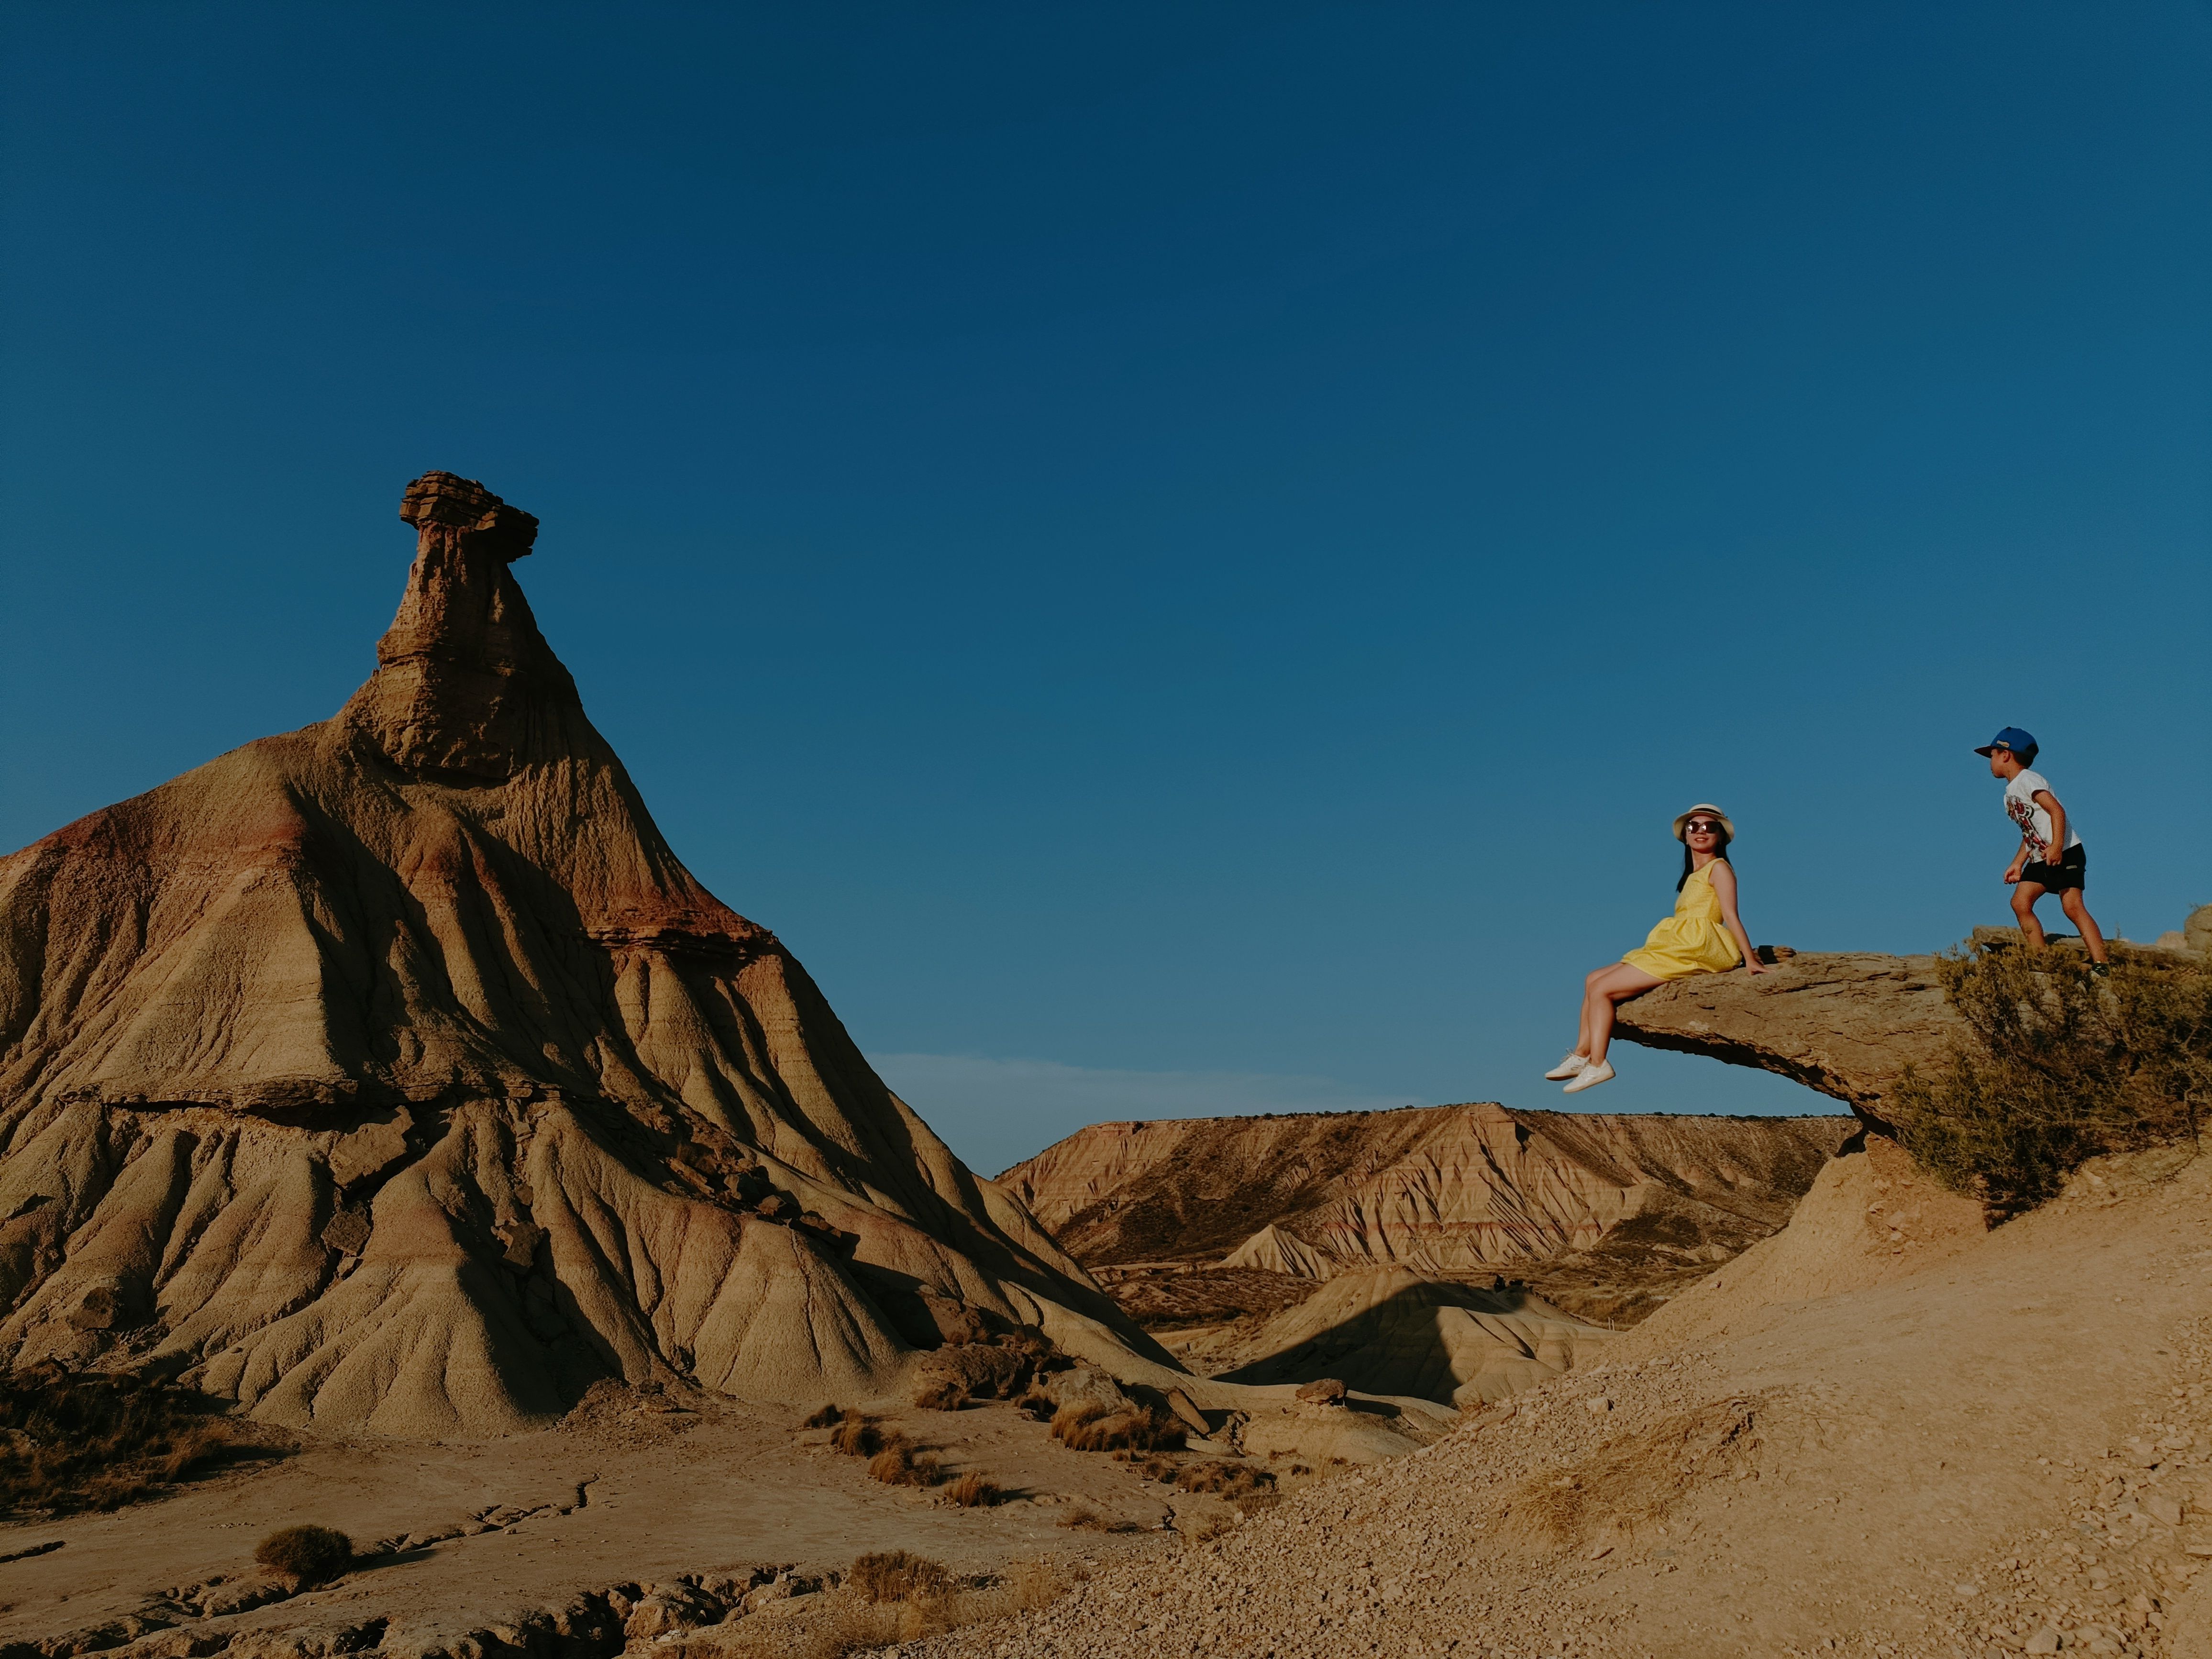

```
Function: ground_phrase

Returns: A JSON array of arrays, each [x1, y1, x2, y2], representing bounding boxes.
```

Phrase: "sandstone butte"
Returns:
[[0, 472, 1218, 1439]]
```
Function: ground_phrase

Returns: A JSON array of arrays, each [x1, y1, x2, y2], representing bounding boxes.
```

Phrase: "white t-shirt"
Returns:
[[2003, 769, 2083, 860]]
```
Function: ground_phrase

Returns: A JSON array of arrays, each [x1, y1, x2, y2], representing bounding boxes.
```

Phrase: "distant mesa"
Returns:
[[1002, 1102, 1851, 1403], [0, 472, 1171, 1436], [1003, 1102, 1850, 1284]]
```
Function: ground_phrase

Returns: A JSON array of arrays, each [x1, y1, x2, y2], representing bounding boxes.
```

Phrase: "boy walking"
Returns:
[[1973, 726, 2109, 970]]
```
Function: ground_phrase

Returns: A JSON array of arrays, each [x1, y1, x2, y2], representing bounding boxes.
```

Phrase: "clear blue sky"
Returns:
[[4, 5, 2207, 1175]]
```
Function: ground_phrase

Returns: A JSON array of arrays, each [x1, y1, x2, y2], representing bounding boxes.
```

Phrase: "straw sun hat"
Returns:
[[1672, 803, 1736, 843]]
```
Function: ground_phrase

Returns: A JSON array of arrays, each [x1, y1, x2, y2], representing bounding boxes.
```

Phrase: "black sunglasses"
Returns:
[[1684, 818, 1725, 833]]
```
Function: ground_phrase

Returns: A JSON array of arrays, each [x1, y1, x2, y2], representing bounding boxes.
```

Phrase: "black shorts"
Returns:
[[2021, 844, 2087, 893]]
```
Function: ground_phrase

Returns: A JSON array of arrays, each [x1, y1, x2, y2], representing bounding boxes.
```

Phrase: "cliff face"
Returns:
[[1611, 924, 2209, 1131], [1000, 1103, 1852, 1280], [0, 473, 1165, 1436]]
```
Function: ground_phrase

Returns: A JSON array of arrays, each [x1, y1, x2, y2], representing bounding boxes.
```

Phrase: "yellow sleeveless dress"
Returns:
[[1622, 862, 1743, 980]]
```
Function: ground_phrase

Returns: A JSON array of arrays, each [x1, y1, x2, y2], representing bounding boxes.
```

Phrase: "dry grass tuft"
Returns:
[[1014, 1390, 1056, 1422], [942, 1471, 1001, 1507], [828, 1412, 886, 1457], [913, 1378, 970, 1412], [0, 1367, 282, 1516], [1501, 1396, 1760, 1551], [1059, 1502, 1143, 1533], [1173, 1460, 1275, 1500], [866, 1438, 942, 1487], [254, 1524, 352, 1583], [685, 1559, 1071, 1659], [1180, 1511, 1239, 1544], [849, 1548, 952, 1603], [1051, 1400, 1183, 1454], [798, 1403, 844, 1429]]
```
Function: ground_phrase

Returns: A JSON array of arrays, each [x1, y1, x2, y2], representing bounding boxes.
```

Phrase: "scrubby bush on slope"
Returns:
[[1897, 945, 2210, 1211], [0, 1368, 275, 1515]]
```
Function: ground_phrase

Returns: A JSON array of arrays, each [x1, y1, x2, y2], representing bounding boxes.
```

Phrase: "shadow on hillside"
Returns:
[[1215, 1276, 1598, 1408]]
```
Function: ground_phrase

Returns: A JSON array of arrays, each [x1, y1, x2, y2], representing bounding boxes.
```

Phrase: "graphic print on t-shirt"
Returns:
[[2002, 769, 2081, 861]]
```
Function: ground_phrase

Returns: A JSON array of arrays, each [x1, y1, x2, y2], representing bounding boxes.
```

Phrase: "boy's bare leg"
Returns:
[[2011, 879, 2050, 948], [1582, 963, 1664, 1066], [2059, 889, 2109, 962]]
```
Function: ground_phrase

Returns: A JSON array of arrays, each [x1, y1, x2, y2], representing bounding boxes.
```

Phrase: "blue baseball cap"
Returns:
[[1974, 726, 2038, 758]]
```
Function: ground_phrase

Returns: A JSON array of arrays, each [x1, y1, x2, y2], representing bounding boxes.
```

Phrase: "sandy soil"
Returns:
[[886, 1143, 2212, 1658], [0, 1387, 1234, 1655]]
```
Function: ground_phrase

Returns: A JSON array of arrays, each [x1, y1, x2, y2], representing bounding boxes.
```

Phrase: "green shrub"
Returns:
[[254, 1524, 352, 1583], [1895, 944, 2211, 1211]]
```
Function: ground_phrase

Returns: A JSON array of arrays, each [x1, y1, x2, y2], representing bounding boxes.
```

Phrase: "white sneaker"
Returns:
[[1561, 1060, 1615, 1095], [1543, 1053, 1589, 1080]]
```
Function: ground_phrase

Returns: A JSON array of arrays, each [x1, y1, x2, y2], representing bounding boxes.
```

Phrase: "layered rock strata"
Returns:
[[1002, 1103, 1851, 1280], [0, 473, 1169, 1436]]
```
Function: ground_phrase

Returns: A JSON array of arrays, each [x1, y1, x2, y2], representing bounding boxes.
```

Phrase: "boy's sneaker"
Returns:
[[1562, 1061, 1615, 1095], [2089, 961, 2111, 978], [1544, 1053, 1588, 1080]]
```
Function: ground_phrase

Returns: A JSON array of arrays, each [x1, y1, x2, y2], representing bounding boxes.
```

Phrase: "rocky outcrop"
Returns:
[[0, 473, 1170, 1435], [1612, 917, 2210, 1130], [1613, 952, 1965, 1128], [1002, 1103, 1851, 1278]]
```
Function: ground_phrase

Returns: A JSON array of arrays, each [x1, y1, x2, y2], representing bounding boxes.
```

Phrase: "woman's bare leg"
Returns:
[[1582, 963, 1665, 1067], [1574, 967, 1612, 1056]]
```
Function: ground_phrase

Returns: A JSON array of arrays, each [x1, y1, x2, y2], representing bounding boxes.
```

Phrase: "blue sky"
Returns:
[[4, 4, 2207, 1176]]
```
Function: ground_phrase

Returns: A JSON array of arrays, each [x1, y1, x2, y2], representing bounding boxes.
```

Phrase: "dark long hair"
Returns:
[[1678, 837, 1733, 893]]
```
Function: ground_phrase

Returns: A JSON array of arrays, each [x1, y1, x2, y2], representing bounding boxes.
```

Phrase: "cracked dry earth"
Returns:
[[887, 1150, 2212, 1659]]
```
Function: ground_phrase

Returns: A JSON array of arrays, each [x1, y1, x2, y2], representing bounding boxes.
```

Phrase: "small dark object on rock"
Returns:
[[254, 1525, 352, 1584], [1294, 1378, 1348, 1405]]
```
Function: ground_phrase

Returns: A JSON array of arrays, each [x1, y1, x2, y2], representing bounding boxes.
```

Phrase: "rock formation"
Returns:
[[1613, 917, 2210, 1131], [1001, 1104, 1847, 1400], [0, 473, 1169, 1436], [1613, 952, 1965, 1128], [1002, 1103, 1851, 1280]]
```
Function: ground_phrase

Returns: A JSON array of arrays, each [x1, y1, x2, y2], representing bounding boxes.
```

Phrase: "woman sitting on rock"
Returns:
[[1547, 803, 1766, 1095]]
